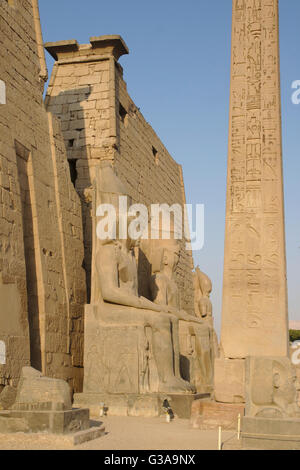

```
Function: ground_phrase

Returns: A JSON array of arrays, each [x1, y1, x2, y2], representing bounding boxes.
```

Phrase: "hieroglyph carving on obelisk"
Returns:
[[221, 0, 289, 358]]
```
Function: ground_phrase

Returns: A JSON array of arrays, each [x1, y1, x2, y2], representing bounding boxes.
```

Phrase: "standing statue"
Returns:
[[82, 162, 193, 397], [193, 267, 219, 359], [193, 267, 213, 323]]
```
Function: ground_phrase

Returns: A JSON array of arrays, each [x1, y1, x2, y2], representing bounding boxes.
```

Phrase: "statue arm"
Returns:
[[167, 307, 204, 323]]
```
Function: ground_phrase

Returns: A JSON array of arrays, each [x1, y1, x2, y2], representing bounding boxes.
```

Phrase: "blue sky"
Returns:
[[39, 0, 300, 335]]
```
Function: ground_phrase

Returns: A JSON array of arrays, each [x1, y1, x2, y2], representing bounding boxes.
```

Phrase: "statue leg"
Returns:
[[152, 315, 194, 393], [170, 317, 182, 378]]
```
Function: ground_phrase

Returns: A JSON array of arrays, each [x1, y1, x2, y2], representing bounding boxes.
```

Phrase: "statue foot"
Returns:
[[159, 376, 195, 394]]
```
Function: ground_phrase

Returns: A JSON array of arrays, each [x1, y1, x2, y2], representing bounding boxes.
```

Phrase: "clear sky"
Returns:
[[39, 0, 300, 335]]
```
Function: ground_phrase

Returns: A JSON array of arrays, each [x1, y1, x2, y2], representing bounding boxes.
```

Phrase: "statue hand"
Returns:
[[165, 306, 177, 314], [179, 310, 204, 323], [139, 296, 162, 312]]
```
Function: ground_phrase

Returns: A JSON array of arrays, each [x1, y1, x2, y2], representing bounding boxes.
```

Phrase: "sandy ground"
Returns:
[[0, 416, 241, 450]]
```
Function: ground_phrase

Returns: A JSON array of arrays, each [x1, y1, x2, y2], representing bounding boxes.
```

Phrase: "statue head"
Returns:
[[272, 361, 298, 407], [95, 161, 136, 250], [151, 239, 180, 275], [246, 356, 300, 418], [193, 267, 213, 319], [97, 160, 132, 207], [195, 267, 212, 298], [92, 162, 136, 301], [142, 215, 182, 277]]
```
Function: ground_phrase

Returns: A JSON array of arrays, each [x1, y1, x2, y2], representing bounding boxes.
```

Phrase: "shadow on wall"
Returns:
[[46, 87, 94, 301], [15, 142, 42, 371]]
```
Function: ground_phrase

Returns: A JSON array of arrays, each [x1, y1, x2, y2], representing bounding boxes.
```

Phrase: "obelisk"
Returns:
[[215, 0, 289, 403]]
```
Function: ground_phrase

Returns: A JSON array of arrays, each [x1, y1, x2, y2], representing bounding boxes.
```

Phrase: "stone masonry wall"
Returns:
[[45, 50, 113, 300], [0, 0, 85, 393], [45, 37, 194, 314]]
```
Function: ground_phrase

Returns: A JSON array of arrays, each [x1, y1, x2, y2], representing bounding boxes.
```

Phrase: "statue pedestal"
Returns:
[[0, 406, 90, 434], [76, 304, 211, 418], [73, 392, 207, 419]]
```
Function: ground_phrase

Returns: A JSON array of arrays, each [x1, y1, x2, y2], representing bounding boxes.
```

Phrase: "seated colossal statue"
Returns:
[[81, 162, 194, 397]]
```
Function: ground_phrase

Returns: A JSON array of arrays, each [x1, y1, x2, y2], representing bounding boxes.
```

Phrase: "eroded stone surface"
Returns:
[[13, 367, 72, 411], [241, 356, 300, 449], [245, 356, 300, 419], [0, 367, 94, 436]]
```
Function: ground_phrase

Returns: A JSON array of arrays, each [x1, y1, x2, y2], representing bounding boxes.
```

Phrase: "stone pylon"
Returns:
[[215, 0, 289, 403]]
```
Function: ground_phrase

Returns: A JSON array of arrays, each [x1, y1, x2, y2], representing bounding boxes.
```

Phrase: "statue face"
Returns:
[[282, 372, 298, 404], [162, 246, 180, 271], [119, 214, 140, 251], [273, 368, 298, 405]]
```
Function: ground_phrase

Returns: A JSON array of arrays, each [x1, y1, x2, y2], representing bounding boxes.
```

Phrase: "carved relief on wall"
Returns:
[[231, 88, 246, 114], [262, 219, 280, 267], [246, 217, 262, 267], [246, 269, 262, 318], [263, 181, 280, 213], [231, 183, 246, 213], [234, 0, 246, 22], [85, 327, 140, 394], [263, 268, 280, 314], [246, 183, 262, 211], [228, 220, 246, 269]]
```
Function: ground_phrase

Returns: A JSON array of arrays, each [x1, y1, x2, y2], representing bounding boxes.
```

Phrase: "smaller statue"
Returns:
[[140, 326, 154, 393], [193, 267, 213, 323], [193, 266, 219, 358]]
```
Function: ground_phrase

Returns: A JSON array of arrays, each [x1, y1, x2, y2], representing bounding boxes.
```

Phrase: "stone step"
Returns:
[[71, 424, 105, 446]]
